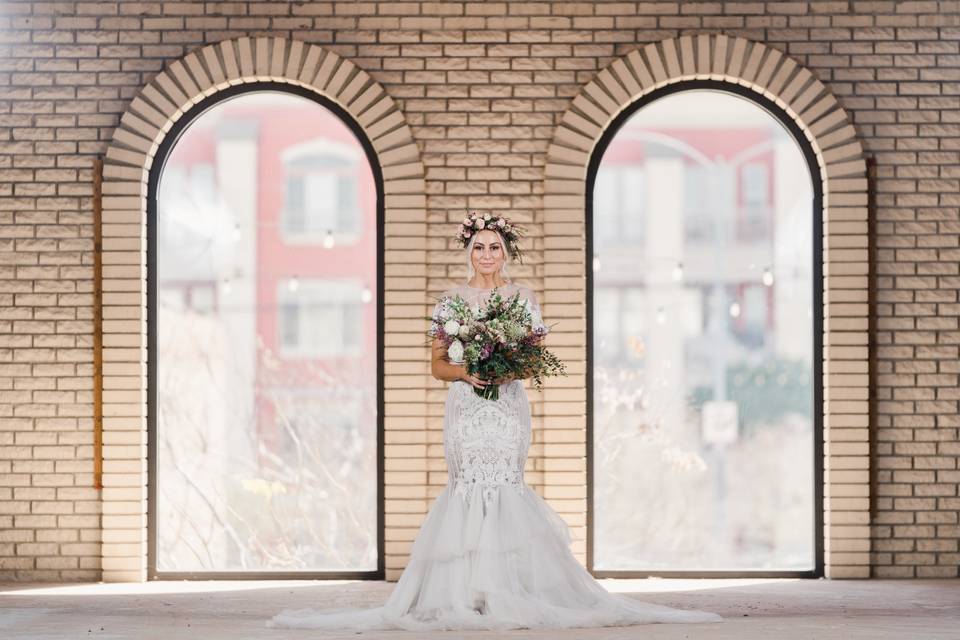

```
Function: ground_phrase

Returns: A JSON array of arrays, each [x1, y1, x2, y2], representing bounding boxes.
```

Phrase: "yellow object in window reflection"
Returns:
[[626, 335, 645, 357]]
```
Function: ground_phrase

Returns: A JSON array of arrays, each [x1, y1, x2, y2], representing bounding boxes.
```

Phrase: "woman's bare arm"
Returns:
[[431, 337, 487, 389]]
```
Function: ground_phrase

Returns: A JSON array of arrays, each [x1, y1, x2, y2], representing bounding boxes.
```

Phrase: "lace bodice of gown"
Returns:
[[431, 281, 541, 504], [433, 282, 546, 340], [437, 281, 546, 333]]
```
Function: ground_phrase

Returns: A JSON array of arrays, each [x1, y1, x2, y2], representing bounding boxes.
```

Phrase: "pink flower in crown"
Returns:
[[463, 229, 472, 237], [497, 218, 506, 228], [462, 217, 471, 226], [476, 219, 485, 229]]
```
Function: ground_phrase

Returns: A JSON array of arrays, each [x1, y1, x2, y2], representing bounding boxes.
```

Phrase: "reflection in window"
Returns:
[[594, 166, 645, 247], [739, 161, 770, 241], [155, 90, 378, 573], [592, 89, 815, 572], [277, 279, 364, 358], [282, 144, 362, 241]]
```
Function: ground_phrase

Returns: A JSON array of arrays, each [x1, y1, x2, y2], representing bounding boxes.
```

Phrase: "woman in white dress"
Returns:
[[268, 214, 723, 631]]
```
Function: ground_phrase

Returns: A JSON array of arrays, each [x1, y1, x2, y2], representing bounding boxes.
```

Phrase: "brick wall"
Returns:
[[1, 1, 958, 581]]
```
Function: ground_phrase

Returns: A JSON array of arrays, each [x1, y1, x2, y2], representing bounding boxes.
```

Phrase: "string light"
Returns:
[[762, 266, 774, 286], [671, 261, 684, 282], [287, 275, 299, 292], [323, 229, 335, 249]]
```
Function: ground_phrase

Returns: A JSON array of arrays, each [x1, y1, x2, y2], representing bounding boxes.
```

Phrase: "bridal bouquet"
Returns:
[[427, 290, 567, 401]]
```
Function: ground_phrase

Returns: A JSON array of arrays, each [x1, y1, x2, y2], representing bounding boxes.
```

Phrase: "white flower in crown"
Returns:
[[462, 217, 471, 226], [476, 219, 485, 229], [447, 339, 464, 363], [483, 213, 491, 221], [497, 218, 506, 227], [443, 319, 460, 336]]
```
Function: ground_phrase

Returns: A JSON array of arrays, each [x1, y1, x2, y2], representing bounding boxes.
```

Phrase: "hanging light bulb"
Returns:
[[729, 301, 741, 317], [231, 222, 241, 242], [288, 275, 299, 293], [360, 286, 372, 303], [762, 266, 774, 286], [222, 277, 232, 294], [672, 261, 683, 282], [656, 306, 666, 324], [323, 229, 335, 249]]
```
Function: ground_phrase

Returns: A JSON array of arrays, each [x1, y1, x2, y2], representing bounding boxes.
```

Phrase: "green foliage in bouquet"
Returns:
[[427, 289, 567, 401]]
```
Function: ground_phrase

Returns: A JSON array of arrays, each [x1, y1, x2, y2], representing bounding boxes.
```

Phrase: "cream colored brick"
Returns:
[[0, 15, 949, 585]]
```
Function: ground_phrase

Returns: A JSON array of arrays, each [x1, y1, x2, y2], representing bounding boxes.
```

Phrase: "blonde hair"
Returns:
[[465, 228, 512, 283]]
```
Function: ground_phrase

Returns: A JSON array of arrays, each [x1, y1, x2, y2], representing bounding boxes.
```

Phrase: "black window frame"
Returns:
[[146, 82, 385, 581], [585, 80, 825, 579]]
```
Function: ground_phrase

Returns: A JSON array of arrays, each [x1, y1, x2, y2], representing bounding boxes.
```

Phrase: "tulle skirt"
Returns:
[[266, 478, 723, 631]]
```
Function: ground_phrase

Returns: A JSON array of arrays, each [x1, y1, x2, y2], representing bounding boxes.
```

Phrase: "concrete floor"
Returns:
[[1, 578, 958, 639]]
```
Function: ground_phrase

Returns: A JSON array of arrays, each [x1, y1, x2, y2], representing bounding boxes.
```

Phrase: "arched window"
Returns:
[[149, 86, 382, 578], [589, 85, 820, 576]]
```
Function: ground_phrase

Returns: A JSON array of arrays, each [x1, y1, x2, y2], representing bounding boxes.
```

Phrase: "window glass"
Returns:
[[155, 91, 378, 572], [592, 89, 815, 572]]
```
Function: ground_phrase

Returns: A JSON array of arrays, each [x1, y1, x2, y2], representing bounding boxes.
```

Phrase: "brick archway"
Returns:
[[543, 35, 870, 578], [99, 36, 426, 582]]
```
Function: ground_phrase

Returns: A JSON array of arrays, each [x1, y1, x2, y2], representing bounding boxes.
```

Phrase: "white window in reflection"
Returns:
[[281, 141, 362, 243], [592, 89, 815, 573], [595, 166, 645, 247], [278, 279, 364, 358], [155, 90, 378, 573]]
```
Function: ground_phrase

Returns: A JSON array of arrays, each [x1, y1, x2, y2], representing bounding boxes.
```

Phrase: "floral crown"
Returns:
[[455, 211, 526, 264]]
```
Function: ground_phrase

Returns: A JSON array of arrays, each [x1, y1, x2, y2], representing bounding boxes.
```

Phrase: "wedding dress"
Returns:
[[267, 282, 723, 631]]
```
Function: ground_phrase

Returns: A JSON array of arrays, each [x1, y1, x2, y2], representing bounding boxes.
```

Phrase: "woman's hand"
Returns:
[[458, 366, 489, 390]]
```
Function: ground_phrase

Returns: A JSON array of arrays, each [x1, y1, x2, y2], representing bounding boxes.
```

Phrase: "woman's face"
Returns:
[[470, 229, 506, 277]]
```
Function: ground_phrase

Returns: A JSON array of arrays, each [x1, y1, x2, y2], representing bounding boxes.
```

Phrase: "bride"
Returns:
[[267, 213, 723, 631]]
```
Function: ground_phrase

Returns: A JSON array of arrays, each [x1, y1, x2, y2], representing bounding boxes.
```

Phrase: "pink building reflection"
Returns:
[[156, 91, 379, 571]]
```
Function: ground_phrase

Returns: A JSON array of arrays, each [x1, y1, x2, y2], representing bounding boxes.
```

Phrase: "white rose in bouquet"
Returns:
[[443, 319, 460, 336], [447, 339, 464, 363], [458, 324, 471, 339]]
